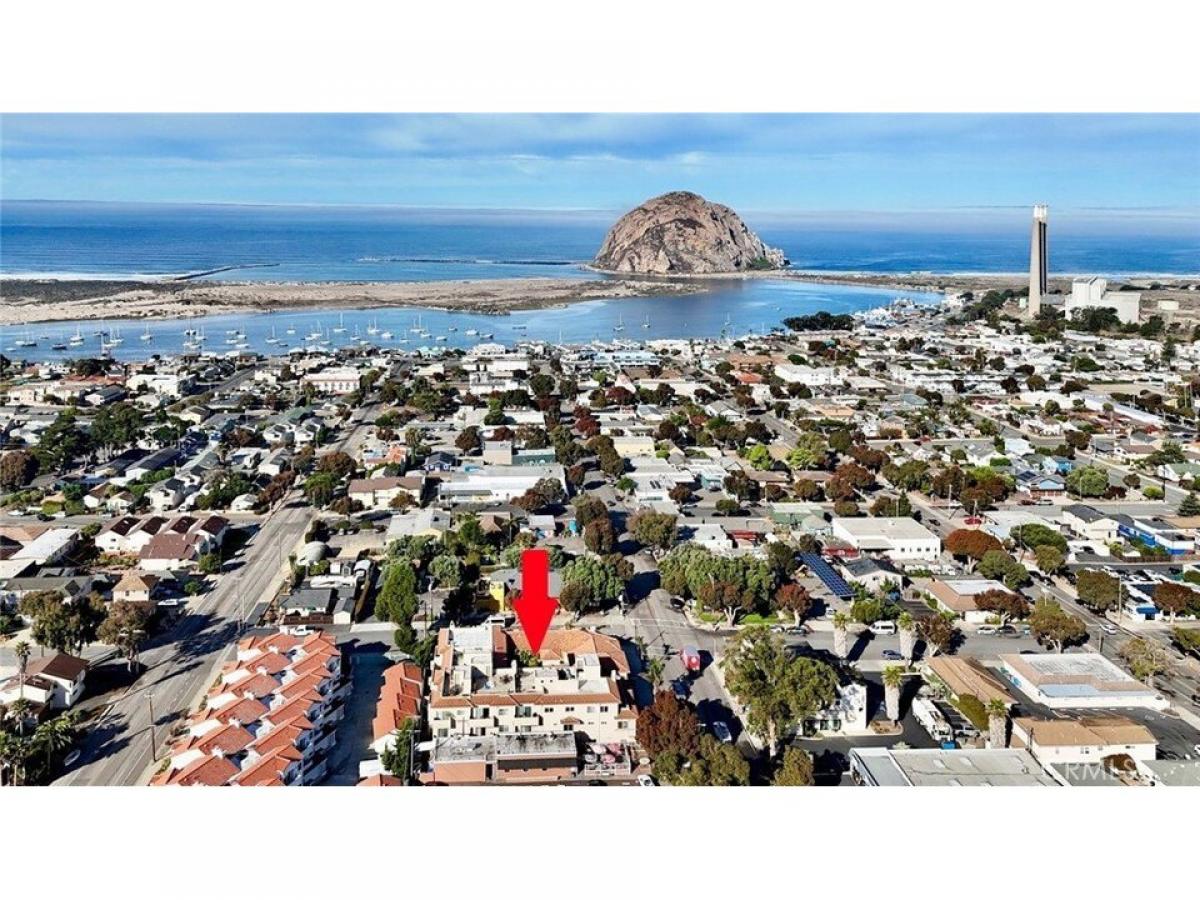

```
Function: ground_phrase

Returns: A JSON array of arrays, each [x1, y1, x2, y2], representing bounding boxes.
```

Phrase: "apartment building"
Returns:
[[426, 624, 638, 745], [154, 629, 347, 786]]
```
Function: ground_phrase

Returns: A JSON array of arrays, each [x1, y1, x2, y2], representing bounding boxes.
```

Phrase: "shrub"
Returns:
[[956, 694, 989, 731]]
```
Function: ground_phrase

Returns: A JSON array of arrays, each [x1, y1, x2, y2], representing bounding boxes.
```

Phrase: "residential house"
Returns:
[[0, 652, 88, 711]]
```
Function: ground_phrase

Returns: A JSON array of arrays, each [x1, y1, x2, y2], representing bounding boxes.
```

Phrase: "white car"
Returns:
[[1101, 623, 1118, 635]]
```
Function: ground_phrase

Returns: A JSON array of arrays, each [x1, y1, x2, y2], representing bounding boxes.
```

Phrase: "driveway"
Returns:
[[321, 640, 391, 785]]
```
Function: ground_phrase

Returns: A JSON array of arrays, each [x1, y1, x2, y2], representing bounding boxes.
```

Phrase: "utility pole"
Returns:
[[145, 691, 158, 762]]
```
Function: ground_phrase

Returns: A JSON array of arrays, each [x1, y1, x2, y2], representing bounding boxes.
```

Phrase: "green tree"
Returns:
[[583, 516, 616, 554], [723, 627, 839, 757], [98, 600, 155, 672], [1076, 570, 1120, 612], [36, 410, 93, 474], [773, 746, 815, 786], [654, 735, 750, 786], [1013, 523, 1069, 554], [1029, 599, 1088, 652], [379, 718, 416, 783], [572, 493, 608, 527], [90, 401, 145, 451], [1169, 626, 1200, 658], [303, 471, 337, 508], [1179, 492, 1200, 517], [428, 554, 463, 591], [629, 510, 677, 551], [19, 591, 105, 654], [376, 559, 419, 626], [1119, 637, 1170, 686], [1066, 464, 1110, 497], [559, 555, 624, 616], [1034, 544, 1066, 575]]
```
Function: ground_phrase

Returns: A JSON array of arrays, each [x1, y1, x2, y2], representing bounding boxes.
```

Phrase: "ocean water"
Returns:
[[2, 201, 1197, 362], [3, 200, 1198, 281]]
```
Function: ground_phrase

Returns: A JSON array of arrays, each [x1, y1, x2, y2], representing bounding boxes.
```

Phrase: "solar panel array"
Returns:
[[799, 552, 853, 598]]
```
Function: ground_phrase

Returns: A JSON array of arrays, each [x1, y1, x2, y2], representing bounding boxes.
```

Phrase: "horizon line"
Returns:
[[4, 197, 1199, 220]]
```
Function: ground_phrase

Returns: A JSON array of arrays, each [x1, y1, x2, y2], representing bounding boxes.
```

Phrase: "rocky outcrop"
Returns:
[[594, 191, 787, 275]]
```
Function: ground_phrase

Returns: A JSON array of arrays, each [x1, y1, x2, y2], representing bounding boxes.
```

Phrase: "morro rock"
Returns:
[[594, 191, 787, 275]]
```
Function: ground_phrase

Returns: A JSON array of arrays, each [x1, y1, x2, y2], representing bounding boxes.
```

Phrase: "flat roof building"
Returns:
[[999, 652, 1169, 710], [850, 747, 1058, 787], [830, 516, 941, 561]]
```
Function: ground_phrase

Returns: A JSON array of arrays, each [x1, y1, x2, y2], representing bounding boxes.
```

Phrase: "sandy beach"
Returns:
[[0, 276, 706, 326]]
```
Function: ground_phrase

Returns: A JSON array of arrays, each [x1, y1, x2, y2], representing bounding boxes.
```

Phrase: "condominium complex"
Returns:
[[426, 624, 638, 744], [153, 630, 347, 786]]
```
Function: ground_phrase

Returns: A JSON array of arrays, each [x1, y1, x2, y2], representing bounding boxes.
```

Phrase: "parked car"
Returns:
[[680, 645, 702, 674], [881, 649, 903, 661], [672, 679, 690, 702], [869, 620, 897, 636], [637, 774, 656, 787], [712, 721, 733, 744]]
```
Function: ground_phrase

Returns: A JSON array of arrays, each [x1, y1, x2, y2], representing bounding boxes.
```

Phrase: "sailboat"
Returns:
[[366, 319, 380, 335], [285, 324, 297, 335], [266, 326, 280, 345], [333, 313, 346, 333], [612, 313, 624, 332], [106, 327, 124, 346], [641, 315, 650, 329], [140, 324, 153, 342], [69, 326, 85, 346]]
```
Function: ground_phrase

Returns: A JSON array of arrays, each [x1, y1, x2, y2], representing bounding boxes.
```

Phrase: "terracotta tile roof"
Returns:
[[194, 723, 255, 756], [203, 696, 269, 727], [372, 661, 424, 743], [357, 774, 403, 786], [162, 754, 239, 787], [224, 672, 280, 700], [232, 749, 295, 786], [252, 721, 311, 757]]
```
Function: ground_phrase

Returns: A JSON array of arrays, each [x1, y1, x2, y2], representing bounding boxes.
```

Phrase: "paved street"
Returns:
[[54, 415, 373, 786], [55, 494, 315, 785]]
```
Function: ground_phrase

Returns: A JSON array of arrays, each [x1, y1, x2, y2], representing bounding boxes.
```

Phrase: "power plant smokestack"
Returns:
[[1027, 204, 1048, 317]]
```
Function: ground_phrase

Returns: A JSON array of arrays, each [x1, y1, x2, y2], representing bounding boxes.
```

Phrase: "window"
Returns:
[[564, 706, 575, 712], [600, 706, 609, 713]]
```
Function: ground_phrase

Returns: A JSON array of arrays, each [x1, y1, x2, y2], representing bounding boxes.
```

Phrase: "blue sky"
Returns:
[[2, 114, 1197, 227]]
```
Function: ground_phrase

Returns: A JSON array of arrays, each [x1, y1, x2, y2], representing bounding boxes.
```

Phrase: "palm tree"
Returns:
[[882, 665, 905, 723], [13, 639, 31, 703], [0, 732, 21, 786], [898, 612, 915, 662], [832, 611, 850, 660], [987, 698, 1008, 749], [8, 696, 33, 739], [645, 657, 665, 690], [34, 714, 77, 776]]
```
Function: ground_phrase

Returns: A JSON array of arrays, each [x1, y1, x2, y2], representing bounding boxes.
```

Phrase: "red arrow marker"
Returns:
[[512, 548, 557, 655]]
